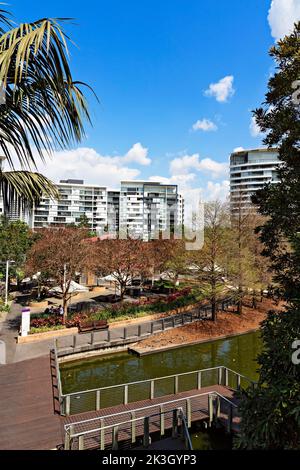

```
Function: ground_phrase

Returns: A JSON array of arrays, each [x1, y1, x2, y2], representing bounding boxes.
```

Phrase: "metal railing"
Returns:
[[64, 391, 238, 450], [54, 304, 213, 357], [59, 365, 255, 416], [54, 297, 236, 358]]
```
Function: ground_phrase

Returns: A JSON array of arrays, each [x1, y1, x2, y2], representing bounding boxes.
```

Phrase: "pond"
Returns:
[[61, 330, 262, 395], [60, 330, 262, 450]]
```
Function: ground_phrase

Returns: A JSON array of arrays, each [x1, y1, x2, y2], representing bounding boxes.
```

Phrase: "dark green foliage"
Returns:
[[0, 215, 32, 279], [237, 23, 300, 449]]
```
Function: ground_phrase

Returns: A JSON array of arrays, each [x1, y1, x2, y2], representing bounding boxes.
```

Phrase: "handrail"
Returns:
[[224, 366, 257, 384], [64, 390, 238, 433], [67, 407, 185, 438], [61, 365, 223, 398]]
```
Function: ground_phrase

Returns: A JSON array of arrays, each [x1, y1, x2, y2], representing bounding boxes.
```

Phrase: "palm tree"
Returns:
[[0, 7, 93, 212]]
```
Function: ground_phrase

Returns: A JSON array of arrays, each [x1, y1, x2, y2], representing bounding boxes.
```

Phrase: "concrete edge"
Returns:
[[128, 328, 261, 356]]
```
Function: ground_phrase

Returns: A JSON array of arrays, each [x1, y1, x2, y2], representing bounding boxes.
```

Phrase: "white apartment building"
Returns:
[[33, 179, 108, 232], [119, 181, 184, 240], [3, 178, 184, 239], [230, 148, 279, 213]]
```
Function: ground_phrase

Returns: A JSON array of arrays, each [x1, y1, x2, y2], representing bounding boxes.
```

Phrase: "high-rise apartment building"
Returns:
[[230, 148, 279, 213], [33, 180, 108, 231], [30, 179, 184, 240], [119, 181, 183, 240]]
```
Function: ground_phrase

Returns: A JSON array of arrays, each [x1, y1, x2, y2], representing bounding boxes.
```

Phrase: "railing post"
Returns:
[[138, 325, 142, 337], [131, 411, 136, 444], [215, 396, 221, 420], [162, 319, 165, 331], [124, 385, 129, 405], [181, 314, 184, 325], [65, 395, 71, 416], [237, 374, 241, 390], [174, 375, 179, 394], [225, 368, 229, 387], [107, 329, 111, 343], [150, 380, 155, 399], [186, 399, 191, 428], [73, 335, 76, 349], [96, 390, 101, 410], [172, 317, 175, 328], [197, 371, 202, 389], [172, 409, 178, 438], [143, 417, 150, 447], [218, 367, 223, 385], [227, 405, 233, 434], [78, 435, 84, 450], [100, 418, 105, 450], [151, 322, 154, 334], [112, 426, 119, 450], [124, 327, 127, 340], [208, 394, 213, 426], [91, 331, 94, 345], [64, 425, 73, 450], [160, 406, 165, 436]]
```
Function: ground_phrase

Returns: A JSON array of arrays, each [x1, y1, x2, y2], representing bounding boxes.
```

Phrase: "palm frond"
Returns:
[[0, 17, 95, 169], [0, 170, 59, 214]]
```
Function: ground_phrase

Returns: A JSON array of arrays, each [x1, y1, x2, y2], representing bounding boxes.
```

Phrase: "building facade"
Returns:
[[33, 180, 108, 232], [30, 179, 184, 240], [230, 148, 279, 214], [119, 181, 183, 240]]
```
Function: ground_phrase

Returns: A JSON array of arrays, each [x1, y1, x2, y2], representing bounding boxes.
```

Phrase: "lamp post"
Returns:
[[0, 260, 15, 306]]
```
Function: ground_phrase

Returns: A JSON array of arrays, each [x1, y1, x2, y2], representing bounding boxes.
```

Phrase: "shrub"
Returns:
[[29, 325, 65, 334]]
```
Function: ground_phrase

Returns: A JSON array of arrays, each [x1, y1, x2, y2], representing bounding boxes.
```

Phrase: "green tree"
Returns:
[[0, 215, 32, 286], [0, 7, 92, 211], [237, 23, 300, 449]]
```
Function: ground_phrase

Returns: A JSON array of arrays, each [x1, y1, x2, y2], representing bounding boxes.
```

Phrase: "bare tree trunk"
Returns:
[[62, 294, 68, 324]]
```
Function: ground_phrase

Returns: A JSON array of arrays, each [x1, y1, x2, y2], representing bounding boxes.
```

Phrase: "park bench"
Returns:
[[79, 320, 108, 333]]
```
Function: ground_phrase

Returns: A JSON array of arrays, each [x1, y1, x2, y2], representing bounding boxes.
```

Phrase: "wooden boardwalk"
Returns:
[[63, 385, 239, 450], [0, 355, 63, 450], [0, 351, 240, 450]]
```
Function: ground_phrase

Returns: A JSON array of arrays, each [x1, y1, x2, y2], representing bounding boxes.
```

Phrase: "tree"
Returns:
[[156, 239, 188, 288], [0, 215, 32, 286], [229, 194, 263, 313], [237, 23, 300, 449], [0, 7, 92, 211], [191, 201, 229, 321], [92, 239, 152, 299], [25, 228, 91, 322]]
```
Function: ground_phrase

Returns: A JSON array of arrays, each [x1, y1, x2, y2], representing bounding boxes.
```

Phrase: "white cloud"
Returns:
[[6, 144, 151, 188], [204, 180, 230, 201], [250, 116, 264, 138], [170, 154, 228, 179], [192, 118, 218, 132], [204, 75, 235, 103], [233, 146, 245, 152], [268, 0, 300, 41], [121, 142, 151, 165]]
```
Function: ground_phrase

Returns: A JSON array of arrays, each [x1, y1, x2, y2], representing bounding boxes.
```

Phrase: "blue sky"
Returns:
[[11, 0, 300, 202]]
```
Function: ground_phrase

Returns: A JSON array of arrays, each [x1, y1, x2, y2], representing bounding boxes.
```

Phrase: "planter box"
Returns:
[[17, 326, 78, 344]]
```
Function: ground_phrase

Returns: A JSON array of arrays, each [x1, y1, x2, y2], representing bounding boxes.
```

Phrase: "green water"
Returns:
[[61, 330, 262, 394]]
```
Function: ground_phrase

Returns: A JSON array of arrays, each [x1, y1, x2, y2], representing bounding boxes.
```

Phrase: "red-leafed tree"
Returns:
[[92, 238, 152, 299], [26, 228, 91, 322]]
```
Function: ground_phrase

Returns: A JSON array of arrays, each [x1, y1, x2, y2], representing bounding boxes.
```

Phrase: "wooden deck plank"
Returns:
[[0, 355, 63, 450]]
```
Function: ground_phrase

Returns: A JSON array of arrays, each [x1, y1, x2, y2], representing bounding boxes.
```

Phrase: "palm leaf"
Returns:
[[0, 15, 95, 169], [0, 169, 59, 214]]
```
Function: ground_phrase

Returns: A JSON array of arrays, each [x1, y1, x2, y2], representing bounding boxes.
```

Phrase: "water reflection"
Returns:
[[61, 331, 262, 394]]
